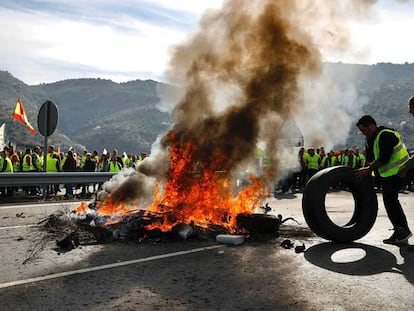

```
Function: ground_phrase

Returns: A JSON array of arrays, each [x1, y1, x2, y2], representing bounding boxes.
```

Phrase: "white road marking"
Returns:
[[0, 245, 224, 289], [0, 202, 80, 210], [0, 224, 38, 230]]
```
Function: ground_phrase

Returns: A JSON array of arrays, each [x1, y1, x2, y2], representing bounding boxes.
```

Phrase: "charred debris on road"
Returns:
[[37, 195, 314, 254]]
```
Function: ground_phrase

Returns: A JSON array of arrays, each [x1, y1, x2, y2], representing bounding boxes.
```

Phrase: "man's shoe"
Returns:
[[383, 227, 412, 245], [383, 231, 397, 244], [395, 228, 413, 244]]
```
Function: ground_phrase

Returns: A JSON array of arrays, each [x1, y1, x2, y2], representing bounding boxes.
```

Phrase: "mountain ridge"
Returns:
[[1, 62, 414, 154]]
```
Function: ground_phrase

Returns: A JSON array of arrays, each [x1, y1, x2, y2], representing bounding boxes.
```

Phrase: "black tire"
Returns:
[[302, 166, 378, 242], [236, 214, 280, 233]]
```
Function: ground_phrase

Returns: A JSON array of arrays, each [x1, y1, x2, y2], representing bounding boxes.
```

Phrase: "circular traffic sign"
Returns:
[[37, 100, 58, 137]]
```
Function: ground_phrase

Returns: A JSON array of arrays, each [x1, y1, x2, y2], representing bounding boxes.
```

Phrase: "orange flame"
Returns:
[[75, 136, 271, 233], [73, 196, 138, 227], [145, 138, 271, 232], [94, 196, 138, 227], [73, 201, 88, 214]]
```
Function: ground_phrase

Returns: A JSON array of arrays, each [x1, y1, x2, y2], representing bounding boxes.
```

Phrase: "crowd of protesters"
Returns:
[[0, 143, 148, 200], [276, 146, 414, 195], [2, 142, 413, 200]]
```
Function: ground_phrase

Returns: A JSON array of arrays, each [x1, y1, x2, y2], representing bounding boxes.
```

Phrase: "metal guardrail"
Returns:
[[0, 172, 117, 186]]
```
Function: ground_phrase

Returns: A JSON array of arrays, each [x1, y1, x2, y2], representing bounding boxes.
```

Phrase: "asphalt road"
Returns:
[[0, 191, 413, 310]]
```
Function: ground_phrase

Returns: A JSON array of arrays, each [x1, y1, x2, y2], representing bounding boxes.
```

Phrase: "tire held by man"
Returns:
[[302, 166, 378, 242]]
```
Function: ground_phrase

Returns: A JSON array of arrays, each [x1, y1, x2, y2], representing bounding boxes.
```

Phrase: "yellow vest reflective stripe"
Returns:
[[373, 129, 409, 177]]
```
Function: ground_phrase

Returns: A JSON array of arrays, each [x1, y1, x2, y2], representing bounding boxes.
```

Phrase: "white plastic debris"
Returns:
[[216, 234, 245, 245], [173, 223, 194, 240]]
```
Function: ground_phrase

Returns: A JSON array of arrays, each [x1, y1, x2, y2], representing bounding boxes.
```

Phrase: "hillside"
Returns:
[[33, 78, 173, 153], [0, 72, 173, 153], [1, 62, 414, 154], [0, 71, 86, 151], [333, 63, 414, 149]]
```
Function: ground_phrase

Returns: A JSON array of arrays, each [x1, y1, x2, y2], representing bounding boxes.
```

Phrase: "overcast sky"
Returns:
[[1, 0, 413, 85]]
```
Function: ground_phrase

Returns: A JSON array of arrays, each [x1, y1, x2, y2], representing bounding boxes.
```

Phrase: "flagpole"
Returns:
[[9, 100, 19, 150], [43, 101, 48, 173], [9, 103, 17, 146]]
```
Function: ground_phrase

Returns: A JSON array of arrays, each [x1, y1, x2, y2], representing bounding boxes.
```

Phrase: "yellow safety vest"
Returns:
[[80, 155, 87, 169], [12, 154, 21, 172], [320, 155, 328, 168], [307, 154, 320, 170], [46, 154, 59, 172], [31, 153, 42, 171], [2, 158, 13, 172], [330, 156, 337, 166], [60, 156, 67, 170], [22, 154, 31, 171], [359, 154, 366, 167], [373, 129, 409, 177], [109, 161, 121, 172]]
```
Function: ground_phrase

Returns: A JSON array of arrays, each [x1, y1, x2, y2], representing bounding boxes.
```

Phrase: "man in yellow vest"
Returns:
[[46, 145, 60, 196], [305, 147, 320, 182], [29, 146, 43, 196], [355, 115, 412, 244], [79, 150, 87, 170], [319, 148, 329, 169], [31, 146, 43, 172], [0, 149, 13, 197], [353, 148, 364, 169], [109, 154, 122, 172], [329, 151, 338, 167]]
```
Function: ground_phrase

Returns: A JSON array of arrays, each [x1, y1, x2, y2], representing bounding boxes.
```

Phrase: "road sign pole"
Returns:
[[42, 101, 49, 199], [43, 101, 49, 173], [37, 99, 59, 200]]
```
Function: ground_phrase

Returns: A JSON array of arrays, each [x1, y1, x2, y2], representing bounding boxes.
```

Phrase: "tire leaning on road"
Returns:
[[302, 165, 378, 242]]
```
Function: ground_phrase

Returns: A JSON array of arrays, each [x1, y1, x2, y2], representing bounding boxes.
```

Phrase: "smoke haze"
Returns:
[[115, 0, 385, 201]]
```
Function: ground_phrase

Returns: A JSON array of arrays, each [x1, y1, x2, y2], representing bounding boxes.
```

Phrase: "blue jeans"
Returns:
[[65, 184, 73, 196]]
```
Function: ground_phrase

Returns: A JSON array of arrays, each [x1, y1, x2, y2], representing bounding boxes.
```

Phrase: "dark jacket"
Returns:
[[62, 155, 77, 172], [83, 159, 96, 172]]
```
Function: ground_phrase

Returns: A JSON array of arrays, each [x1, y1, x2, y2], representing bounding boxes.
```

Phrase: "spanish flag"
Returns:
[[12, 98, 35, 135]]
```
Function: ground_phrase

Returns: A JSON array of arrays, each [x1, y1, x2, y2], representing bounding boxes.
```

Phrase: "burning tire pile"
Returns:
[[39, 192, 308, 253]]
